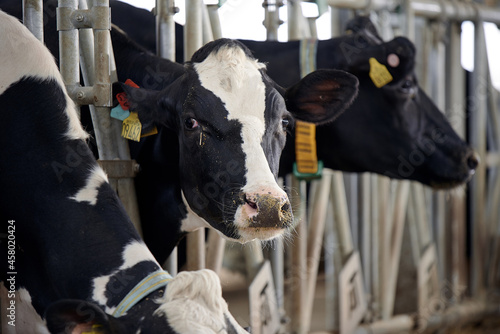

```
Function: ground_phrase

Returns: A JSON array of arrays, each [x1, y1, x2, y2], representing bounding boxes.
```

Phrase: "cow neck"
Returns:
[[111, 269, 172, 317]]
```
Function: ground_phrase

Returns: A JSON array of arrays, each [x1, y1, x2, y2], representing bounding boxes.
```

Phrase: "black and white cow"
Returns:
[[93, 0, 478, 189], [0, 9, 250, 334], [0, 1, 359, 264]]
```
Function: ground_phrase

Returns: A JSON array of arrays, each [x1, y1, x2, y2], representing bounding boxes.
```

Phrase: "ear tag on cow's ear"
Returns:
[[122, 112, 142, 142], [369, 57, 393, 88], [294, 120, 323, 180]]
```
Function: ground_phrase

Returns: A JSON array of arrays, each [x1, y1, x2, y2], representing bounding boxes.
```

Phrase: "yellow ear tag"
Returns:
[[82, 324, 104, 334], [121, 112, 142, 142], [295, 120, 318, 174], [369, 57, 393, 88]]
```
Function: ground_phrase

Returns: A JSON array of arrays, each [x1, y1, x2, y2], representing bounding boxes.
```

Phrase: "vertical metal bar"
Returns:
[[206, 231, 225, 274], [288, 175, 307, 334], [201, 3, 214, 43], [446, 21, 467, 291], [184, 0, 205, 271], [156, 0, 176, 61], [58, 0, 80, 111], [263, 0, 282, 41], [303, 172, 332, 330], [23, 0, 44, 42], [207, 5, 222, 40], [184, 0, 203, 60], [470, 20, 488, 297], [360, 173, 372, 299], [156, 0, 177, 274]]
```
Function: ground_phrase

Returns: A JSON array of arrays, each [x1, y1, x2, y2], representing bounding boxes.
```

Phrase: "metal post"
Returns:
[[156, 0, 178, 274], [185, 0, 205, 270], [156, 0, 177, 61], [263, 0, 283, 41], [288, 174, 307, 334], [470, 19, 488, 298], [23, 0, 44, 42]]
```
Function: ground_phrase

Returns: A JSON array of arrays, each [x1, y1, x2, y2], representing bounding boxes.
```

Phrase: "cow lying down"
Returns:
[[0, 10, 247, 334]]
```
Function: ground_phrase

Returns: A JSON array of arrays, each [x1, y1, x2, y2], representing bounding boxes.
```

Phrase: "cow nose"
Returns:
[[243, 191, 293, 228], [466, 151, 480, 171]]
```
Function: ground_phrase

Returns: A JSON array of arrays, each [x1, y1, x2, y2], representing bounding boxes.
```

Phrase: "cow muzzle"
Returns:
[[234, 189, 293, 241]]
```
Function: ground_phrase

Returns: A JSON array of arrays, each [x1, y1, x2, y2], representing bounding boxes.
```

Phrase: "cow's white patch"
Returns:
[[179, 191, 211, 232], [0, 284, 50, 334], [154, 269, 247, 334], [194, 45, 288, 228], [0, 10, 88, 141], [69, 167, 109, 205], [92, 240, 159, 313]]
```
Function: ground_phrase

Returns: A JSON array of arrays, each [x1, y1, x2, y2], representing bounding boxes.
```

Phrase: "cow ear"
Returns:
[[45, 300, 119, 334], [120, 84, 175, 129], [285, 69, 359, 125]]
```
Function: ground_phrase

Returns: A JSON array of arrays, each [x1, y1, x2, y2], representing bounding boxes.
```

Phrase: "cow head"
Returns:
[[317, 16, 478, 189], [123, 39, 358, 242]]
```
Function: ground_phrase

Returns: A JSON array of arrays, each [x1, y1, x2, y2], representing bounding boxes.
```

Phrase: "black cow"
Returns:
[[0, 0, 359, 264], [0, 9, 247, 334], [103, 1, 478, 188]]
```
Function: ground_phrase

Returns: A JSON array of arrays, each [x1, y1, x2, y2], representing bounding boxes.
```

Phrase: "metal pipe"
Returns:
[[207, 5, 222, 40], [328, 0, 500, 24], [23, 0, 44, 42], [185, 0, 205, 270], [470, 19, 488, 298], [156, 0, 177, 61], [156, 0, 178, 273], [263, 0, 282, 41], [201, 3, 214, 43]]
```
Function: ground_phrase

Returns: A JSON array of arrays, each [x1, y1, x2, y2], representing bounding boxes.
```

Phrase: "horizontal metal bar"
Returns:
[[98, 160, 140, 178], [328, 0, 500, 24]]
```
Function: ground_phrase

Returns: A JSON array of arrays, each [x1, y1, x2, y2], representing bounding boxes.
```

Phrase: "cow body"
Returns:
[[0, 9, 249, 333]]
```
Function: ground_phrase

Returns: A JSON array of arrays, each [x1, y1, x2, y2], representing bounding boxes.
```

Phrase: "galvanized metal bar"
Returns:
[[470, 19, 488, 297], [328, 0, 500, 24], [206, 5, 222, 40], [156, 0, 177, 61], [185, 0, 205, 270], [324, 198, 341, 331], [446, 21, 468, 291], [23, 0, 44, 42], [184, 0, 203, 61], [156, 0, 177, 274], [206, 231, 225, 274], [303, 172, 332, 330], [288, 174, 307, 334], [201, 3, 214, 44], [57, 0, 80, 112], [359, 173, 372, 298], [263, 0, 283, 41]]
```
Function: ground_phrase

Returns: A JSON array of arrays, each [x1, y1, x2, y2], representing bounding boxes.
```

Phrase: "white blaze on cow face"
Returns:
[[0, 10, 88, 141], [92, 240, 158, 313], [194, 46, 288, 230], [69, 167, 109, 205]]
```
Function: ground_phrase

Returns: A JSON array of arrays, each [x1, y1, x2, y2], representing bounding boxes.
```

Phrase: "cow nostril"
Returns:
[[245, 196, 258, 210], [467, 152, 480, 170], [281, 202, 290, 215]]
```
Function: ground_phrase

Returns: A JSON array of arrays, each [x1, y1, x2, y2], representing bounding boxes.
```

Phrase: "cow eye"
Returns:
[[184, 117, 199, 130], [281, 118, 290, 131], [401, 80, 413, 90]]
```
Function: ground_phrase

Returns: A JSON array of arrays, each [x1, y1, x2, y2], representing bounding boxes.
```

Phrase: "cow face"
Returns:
[[123, 39, 358, 243], [315, 18, 478, 188]]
